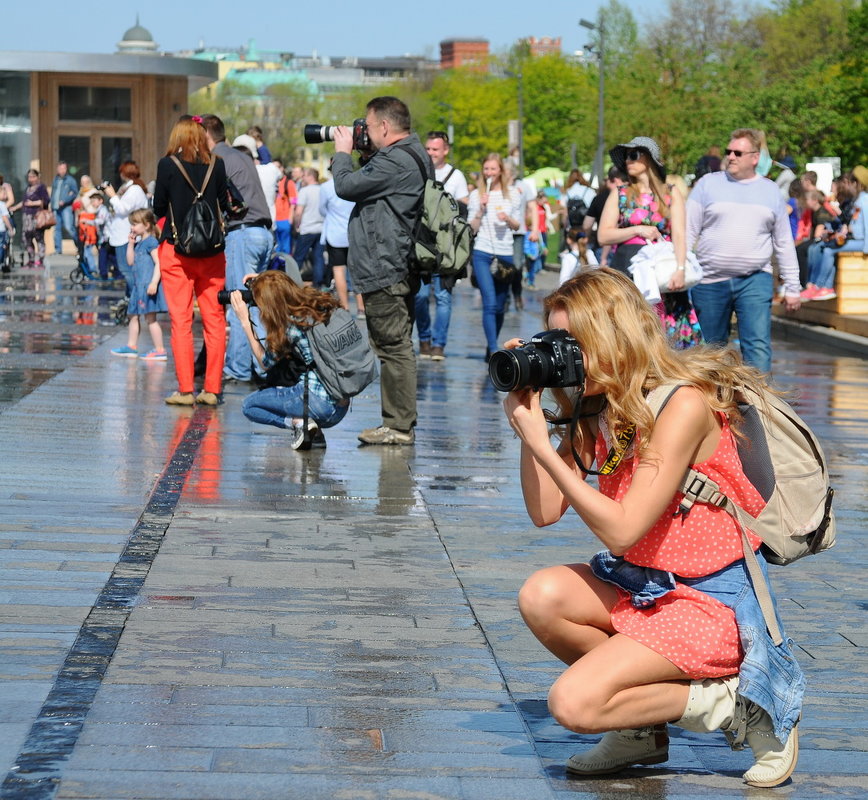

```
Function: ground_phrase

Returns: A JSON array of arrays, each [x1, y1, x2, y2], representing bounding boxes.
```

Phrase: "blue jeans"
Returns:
[[691, 271, 773, 374], [81, 244, 97, 277], [224, 226, 273, 380], [809, 239, 865, 288], [242, 383, 348, 429], [274, 220, 292, 254], [683, 556, 804, 744], [53, 205, 79, 252], [0, 229, 8, 266], [472, 250, 513, 354], [293, 232, 327, 287], [415, 275, 451, 348], [593, 548, 803, 744]]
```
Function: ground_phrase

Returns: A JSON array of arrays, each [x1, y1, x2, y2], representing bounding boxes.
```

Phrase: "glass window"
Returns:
[[0, 72, 32, 216], [59, 136, 90, 181], [59, 86, 132, 122], [101, 138, 133, 186]]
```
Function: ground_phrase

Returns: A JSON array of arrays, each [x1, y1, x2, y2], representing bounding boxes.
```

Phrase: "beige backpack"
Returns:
[[647, 383, 836, 645]]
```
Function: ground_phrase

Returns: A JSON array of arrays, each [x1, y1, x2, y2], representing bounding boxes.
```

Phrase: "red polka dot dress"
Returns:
[[596, 412, 765, 678]]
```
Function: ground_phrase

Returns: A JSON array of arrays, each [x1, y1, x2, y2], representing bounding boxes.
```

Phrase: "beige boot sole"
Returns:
[[743, 726, 799, 788]]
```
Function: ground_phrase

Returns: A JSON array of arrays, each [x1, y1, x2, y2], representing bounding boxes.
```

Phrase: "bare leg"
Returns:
[[518, 563, 690, 732], [332, 265, 350, 310], [126, 314, 140, 350], [145, 312, 164, 352], [518, 563, 619, 664], [548, 634, 690, 733]]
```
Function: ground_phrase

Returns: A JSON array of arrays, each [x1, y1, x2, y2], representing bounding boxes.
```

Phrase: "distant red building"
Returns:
[[525, 36, 562, 57], [439, 39, 489, 70]]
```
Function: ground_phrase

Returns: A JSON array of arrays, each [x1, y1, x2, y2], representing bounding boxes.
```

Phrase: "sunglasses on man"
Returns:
[[725, 149, 759, 158]]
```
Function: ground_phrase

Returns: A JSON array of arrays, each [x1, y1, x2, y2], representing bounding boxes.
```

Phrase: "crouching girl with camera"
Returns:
[[230, 271, 349, 450], [501, 268, 802, 788]]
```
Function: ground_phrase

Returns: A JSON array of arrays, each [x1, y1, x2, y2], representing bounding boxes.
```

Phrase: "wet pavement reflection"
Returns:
[[1, 257, 867, 799], [0, 261, 125, 411]]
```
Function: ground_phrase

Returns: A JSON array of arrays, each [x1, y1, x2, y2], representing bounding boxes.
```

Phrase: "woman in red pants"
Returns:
[[152, 117, 230, 406]]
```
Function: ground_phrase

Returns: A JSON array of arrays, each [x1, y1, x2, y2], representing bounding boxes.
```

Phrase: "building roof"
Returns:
[[0, 51, 218, 92]]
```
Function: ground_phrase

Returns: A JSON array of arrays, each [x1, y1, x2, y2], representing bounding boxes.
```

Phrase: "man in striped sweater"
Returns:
[[687, 128, 801, 374]]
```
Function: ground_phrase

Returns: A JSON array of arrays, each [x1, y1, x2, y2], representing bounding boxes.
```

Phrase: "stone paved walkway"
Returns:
[[1, 258, 866, 799]]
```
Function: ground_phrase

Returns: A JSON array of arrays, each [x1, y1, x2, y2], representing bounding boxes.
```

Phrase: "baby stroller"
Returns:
[[0, 226, 17, 273], [68, 242, 97, 285]]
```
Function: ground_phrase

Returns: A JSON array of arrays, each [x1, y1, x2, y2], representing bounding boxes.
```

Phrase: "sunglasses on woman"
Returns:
[[625, 149, 646, 162]]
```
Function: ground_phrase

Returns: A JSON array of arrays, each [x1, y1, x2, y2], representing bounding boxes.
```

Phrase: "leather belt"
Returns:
[[230, 220, 271, 231]]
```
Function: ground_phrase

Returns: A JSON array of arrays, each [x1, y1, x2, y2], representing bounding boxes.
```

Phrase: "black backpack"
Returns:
[[169, 156, 225, 257], [566, 195, 589, 228]]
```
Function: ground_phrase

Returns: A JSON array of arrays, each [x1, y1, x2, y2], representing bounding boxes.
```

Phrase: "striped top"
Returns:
[[687, 171, 800, 296]]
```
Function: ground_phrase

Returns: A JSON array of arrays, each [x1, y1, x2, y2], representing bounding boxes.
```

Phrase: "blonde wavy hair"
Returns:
[[543, 269, 771, 458]]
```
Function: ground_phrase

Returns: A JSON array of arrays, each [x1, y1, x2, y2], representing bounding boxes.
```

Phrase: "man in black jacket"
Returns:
[[331, 96, 431, 446]]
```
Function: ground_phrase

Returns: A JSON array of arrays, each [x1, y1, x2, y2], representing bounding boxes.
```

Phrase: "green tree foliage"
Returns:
[[190, 0, 862, 177], [418, 65, 516, 177]]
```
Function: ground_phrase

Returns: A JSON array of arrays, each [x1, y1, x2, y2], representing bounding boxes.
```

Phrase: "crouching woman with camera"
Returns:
[[230, 271, 349, 449], [500, 269, 802, 788]]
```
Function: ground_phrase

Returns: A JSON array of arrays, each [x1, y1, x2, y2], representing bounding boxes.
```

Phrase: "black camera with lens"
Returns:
[[488, 329, 584, 392], [303, 118, 370, 152], [217, 278, 256, 306]]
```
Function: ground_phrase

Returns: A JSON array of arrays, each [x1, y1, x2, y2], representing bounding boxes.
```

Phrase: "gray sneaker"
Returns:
[[290, 421, 326, 451], [357, 426, 415, 446]]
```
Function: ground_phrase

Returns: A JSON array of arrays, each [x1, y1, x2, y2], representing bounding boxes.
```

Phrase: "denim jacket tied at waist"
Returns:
[[590, 550, 804, 742]]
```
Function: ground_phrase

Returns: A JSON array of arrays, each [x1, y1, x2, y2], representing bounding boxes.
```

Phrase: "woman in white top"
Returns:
[[468, 153, 522, 360], [103, 161, 150, 293]]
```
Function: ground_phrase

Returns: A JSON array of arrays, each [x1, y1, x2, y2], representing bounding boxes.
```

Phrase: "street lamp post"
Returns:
[[580, 17, 605, 186]]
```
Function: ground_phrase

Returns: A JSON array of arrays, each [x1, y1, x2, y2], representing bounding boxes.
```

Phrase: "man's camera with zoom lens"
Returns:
[[488, 330, 585, 392], [303, 118, 370, 152], [217, 278, 256, 307]]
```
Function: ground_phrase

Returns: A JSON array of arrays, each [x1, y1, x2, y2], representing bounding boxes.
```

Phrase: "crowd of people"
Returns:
[[1, 117, 865, 428], [3, 99, 866, 791]]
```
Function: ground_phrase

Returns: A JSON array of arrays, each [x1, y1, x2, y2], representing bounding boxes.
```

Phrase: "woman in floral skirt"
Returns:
[[598, 137, 702, 348]]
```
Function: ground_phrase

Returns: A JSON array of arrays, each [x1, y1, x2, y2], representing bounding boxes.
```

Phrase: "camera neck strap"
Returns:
[[558, 394, 635, 477]]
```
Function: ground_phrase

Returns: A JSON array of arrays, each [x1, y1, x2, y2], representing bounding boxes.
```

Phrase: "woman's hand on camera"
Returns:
[[229, 290, 251, 325], [241, 272, 258, 286], [503, 388, 550, 454]]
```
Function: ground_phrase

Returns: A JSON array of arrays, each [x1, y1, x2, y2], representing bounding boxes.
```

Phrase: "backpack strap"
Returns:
[[646, 382, 784, 645]]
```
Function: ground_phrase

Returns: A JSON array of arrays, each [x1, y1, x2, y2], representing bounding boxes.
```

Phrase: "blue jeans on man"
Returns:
[[224, 226, 273, 381], [293, 233, 327, 288], [691, 270, 773, 374], [53, 205, 79, 254], [415, 275, 451, 350]]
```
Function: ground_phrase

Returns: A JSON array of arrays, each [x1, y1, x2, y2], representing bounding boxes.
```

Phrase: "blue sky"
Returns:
[[6, 1, 672, 59]]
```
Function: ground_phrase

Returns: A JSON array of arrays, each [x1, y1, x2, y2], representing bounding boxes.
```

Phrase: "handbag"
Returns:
[[34, 208, 56, 230], [629, 241, 703, 302], [491, 256, 519, 283]]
